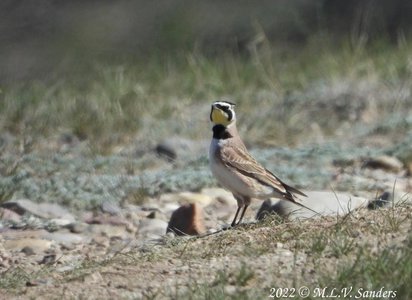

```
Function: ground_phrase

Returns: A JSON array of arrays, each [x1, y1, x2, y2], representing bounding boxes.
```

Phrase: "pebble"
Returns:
[[363, 155, 404, 173], [1, 199, 75, 221], [44, 230, 85, 246], [0, 208, 22, 222], [101, 200, 122, 215], [138, 218, 168, 237], [84, 214, 130, 226], [367, 191, 392, 209], [65, 222, 89, 234], [88, 224, 131, 239], [4, 238, 53, 254], [155, 137, 206, 162]]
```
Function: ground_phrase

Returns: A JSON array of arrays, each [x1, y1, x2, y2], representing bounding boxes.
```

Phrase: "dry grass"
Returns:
[[1, 204, 411, 299], [1, 39, 412, 154]]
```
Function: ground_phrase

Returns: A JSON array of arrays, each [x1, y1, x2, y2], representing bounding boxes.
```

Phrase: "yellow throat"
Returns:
[[211, 107, 231, 126]]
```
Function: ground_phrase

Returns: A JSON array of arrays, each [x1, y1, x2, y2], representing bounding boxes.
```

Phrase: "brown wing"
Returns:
[[220, 144, 306, 199]]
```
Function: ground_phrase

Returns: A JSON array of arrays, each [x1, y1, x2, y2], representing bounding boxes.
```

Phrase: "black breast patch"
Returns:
[[212, 125, 232, 139]]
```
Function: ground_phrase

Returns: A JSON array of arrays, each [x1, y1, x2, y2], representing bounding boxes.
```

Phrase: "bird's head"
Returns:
[[210, 100, 236, 127]]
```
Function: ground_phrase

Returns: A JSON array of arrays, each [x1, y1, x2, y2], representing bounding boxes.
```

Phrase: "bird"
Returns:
[[209, 100, 313, 227]]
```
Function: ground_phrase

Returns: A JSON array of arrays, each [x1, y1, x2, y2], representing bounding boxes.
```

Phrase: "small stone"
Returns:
[[26, 278, 53, 287], [4, 238, 53, 254], [92, 236, 110, 248], [44, 231, 84, 246], [167, 203, 206, 236], [65, 222, 88, 234], [224, 285, 237, 295], [88, 224, 130, 239], [363, 155, 404, 173], [0, 208, 22, 222], [146, 211, 156, 219], [85, 214, 129, 226], [155, 137, 202, 162], [21, 246, 35, 256], [39, 254, 57, 265], [407, 162, 412, 176], [49, 218, 73, 227], [56, 265, 77, 273], [368, 191, 392, 209], [83, 271, 103, 284], [1, 199, 75, 221], [101, 200, 122, 216], [138, 219, 168, 237], [256, 199, 274, 220], [155, 143, 177, 162]]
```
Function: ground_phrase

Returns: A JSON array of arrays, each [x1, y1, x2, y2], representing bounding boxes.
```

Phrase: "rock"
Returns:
[[49, 218, 74, 227], [146, 211, 156, 219], [155, 142, 177, 162], [368, 191, 392, 209], [259, 191, 368, 220], [21, 246, 36, 256], [4, 238, 53, 254], [256, 199, 273, 221], [0, 242, 11, 268], [26, 278, 54, 287], [167, 203, 206, 236], [101, 200, 122, 215], [43, 230, 85, 246], [0, 132, 15, 148], [84, 214, 130, 226], [56, 265, 77, 273], [1, 199, 75, 221], [83, 271, 104, 284], [65, 222, 89, 234], [138, 219, 168, 237], [407, 161, 412, 176], [155, 137, 207, 162], [0, 229, 48, 240], [363, 155, 404, 173], [0, 208, 22, 222], [91, 236, 110, 248], [39, 254, 57, 265], [88, 224, 131, 239]]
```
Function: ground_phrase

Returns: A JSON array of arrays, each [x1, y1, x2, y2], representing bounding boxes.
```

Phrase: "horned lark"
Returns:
[[209, 100, 311, 227]]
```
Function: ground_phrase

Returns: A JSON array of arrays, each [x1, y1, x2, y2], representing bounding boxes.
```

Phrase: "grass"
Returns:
[[1, 37, 412, 298], [1, 38, 412, 154], [1, 204, 410, 299]]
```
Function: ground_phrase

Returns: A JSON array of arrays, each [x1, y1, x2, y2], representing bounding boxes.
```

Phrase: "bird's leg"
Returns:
[[236, 204, 249, 226], [231, 205, 242, 227]]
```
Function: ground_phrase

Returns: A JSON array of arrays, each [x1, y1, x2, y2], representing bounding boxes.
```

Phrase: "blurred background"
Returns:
[[1, 0, 412, 82], [0, 0, 412, 153]]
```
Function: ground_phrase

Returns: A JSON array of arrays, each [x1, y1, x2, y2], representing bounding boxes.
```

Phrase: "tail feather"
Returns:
[[283, 183, 307, 197], [282, 188, 319, 216]]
